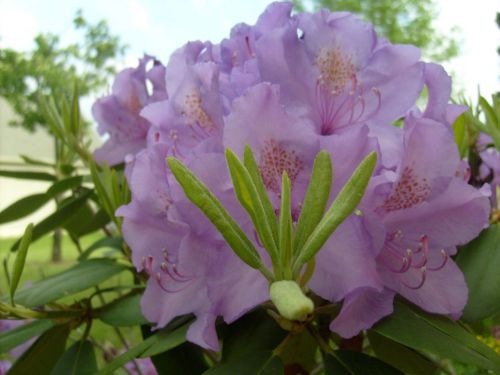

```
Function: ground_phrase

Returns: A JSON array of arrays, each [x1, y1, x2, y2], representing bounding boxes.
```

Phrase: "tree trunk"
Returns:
[[52, 228, 63, 262]]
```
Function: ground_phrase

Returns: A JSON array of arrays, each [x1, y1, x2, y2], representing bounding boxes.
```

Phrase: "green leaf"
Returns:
[[51, 340, 97, 375], [12, 259, 127, 307], [10, 190, 92, 251], [278, 173, 293, 279], [0, 194, 49, 224], [373, 299, 500, 372], [96, 323, 189, 375], [78, 236, 123, 261], [456, 225, 500, 322], [243, 145, 278, 243], [46, 175, 84, 197], [225, 149, 279, 272], [139, 323, 189, 357], [8, 323, 70, 375], [167, 156, 266, 274], [99, 294, 148, 327], [10, 223, 33, 304], [149, 342, 208, 375], [19, 155, 54, 167], [204, 352, 284, 375], [479, 96, 498, 129], [0, 319, 53, 354], [367, 331, 439, 375], [293, 152, 377, 272], [211, 309, 287, 374], [323, 351, 402, 375], [452, 114, 468, 159], [0, 170, 56, 181], [75, 209, 111, 237], [293, 150, 332, 254]]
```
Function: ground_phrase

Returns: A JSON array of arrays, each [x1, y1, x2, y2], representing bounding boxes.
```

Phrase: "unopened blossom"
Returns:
[[93, 55, 167, 166]]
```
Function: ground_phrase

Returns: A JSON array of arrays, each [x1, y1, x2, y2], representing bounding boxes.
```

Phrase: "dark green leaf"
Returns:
[[8, 323, 70, 375], [51, 340, 97, 375], [0, 170, 56, 181], [204, 352, 284, 375], [373, 299, 500, 372], [149, 342, 208, 375], [208, 310, 287, 374], [293, 152, 376, 272], [10, 190, 92, 251], [10, 223, 33, 304], [99, 294, 148, 327], [367, 331, 439, 375], [167, 157, 266, 274], [139, 323, 189, 357], [324, 351, 402, 375], [19, 155, 54, 167], [96, 323, 189, 375], [12, 259, 127, 307], [78, 236, 123, 261], [75, 209, 111, 237], [293, 150, 332, 254], [0, 319, 53, 354], [456, 225, 500, 321], [0, 194, 50, 224]]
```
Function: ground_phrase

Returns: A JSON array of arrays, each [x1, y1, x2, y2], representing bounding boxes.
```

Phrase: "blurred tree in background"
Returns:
[[293, 0, 459, 62], [0, 11, 126, 262], [0, 9, 127, 132]]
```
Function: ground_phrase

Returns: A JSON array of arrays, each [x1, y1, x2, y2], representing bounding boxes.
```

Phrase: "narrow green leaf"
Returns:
[[279, 173, 293, 279], [10, 223, 33, 304], [367, 331, 439, 375], [8, 323, 70, 375], [479, 96, 498, 129], [456, 225, 500, 321], [0, 194, 50, 224], [19, 155, 54, 167], [0, 319, 53, 354], [243, 145, 278, 240], [293, 150, 332, 254], [293, 152, 376, 272], [225, 149, 279, 272], [167, 157, 266, 274], [11, 259, 127, 307], [51, 340, 97, 375], [323, 351, 402, 375], [10, 190, 92, 251], [99, 294, 148, 327], [139, 323, 189, 357], [46, 176, 84, 198], [0, 170, 56, 181], [373, 299, 500, 372], [78, 236, 123, 261]]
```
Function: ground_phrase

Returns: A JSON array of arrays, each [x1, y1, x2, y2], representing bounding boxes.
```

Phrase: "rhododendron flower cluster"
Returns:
[[93, 2, 490, 350]]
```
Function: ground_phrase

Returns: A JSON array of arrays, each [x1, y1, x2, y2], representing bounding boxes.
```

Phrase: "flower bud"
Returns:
[[269, 280, 314, 321]]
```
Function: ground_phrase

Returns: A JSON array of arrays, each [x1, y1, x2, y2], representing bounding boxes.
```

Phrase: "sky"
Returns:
[[0, 0, 499, 102]]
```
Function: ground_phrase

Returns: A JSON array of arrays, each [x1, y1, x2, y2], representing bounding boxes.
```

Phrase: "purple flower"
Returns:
[[329, 114, 490, 338], [106, 1, 490, 349], [125, 357, 158, 375], [93, 55, 167, 166]]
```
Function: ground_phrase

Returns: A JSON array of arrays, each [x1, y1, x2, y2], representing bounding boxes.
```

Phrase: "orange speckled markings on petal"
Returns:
[[316, 48, 356, 95], [258, 139, 303, 193], [383, 166, 431, 211], [181, 91, 216, 132]]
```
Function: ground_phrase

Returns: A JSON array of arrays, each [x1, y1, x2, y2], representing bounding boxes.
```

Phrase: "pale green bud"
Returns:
[[269, 280, 314, 321]]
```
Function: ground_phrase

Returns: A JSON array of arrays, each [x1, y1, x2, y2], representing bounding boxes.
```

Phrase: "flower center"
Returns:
[[258, 140, 303, 193], [382, 166, 431, 212], [142, 249, 193, 293], [316, 48, 355, 95], [181, 91, 216, 133], [380, 232, 448, 290]]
